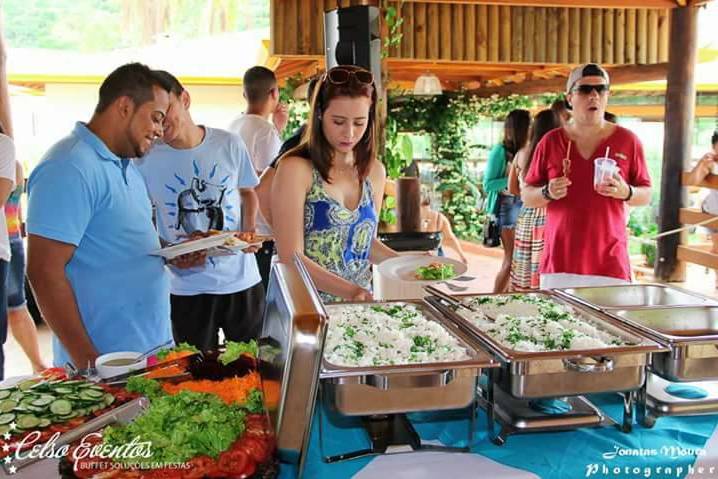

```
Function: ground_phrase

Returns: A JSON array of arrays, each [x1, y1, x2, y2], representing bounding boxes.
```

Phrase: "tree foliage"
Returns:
[[4, 0, 269, 51]]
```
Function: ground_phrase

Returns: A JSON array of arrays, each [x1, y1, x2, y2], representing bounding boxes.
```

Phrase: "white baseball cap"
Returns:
[[566, 63, 610, 93]]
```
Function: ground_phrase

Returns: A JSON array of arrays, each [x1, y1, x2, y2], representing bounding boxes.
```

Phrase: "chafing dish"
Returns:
[[609, 307, 718, 382], [259, 258, 498, 472], [320, 300, 496, 416], [259, 259, 327, 475], [426, 291, 665, 399], [555, 283, 717, 310]]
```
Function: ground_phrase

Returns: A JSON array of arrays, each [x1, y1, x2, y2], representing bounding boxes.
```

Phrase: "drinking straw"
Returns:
[[563, 141, 572, 177], [604, 146, 610, 159]]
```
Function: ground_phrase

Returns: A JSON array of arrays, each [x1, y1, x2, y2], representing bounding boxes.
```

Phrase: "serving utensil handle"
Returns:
[[562, 356, 614, 373], [364, 370, 455, 389]]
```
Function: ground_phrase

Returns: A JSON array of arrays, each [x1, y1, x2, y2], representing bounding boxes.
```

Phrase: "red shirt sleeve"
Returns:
[[628, 133, 651, 187]]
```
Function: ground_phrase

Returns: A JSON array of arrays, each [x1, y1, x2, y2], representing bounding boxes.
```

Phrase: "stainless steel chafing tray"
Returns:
[[258, 258, 327, 475], [555, 284, 717, 310], [320, 301, 497, 416], [609, 307, 718, 382], [426, 291, 666, 399]]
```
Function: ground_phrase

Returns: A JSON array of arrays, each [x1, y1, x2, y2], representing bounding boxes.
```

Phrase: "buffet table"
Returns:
[[283, 393, 718, 479]]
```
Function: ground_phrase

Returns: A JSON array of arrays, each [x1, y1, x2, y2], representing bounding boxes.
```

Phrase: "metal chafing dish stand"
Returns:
[[425, 290, 666, 445], [554, 285, 718, 427], [258, 257, 498, 476]]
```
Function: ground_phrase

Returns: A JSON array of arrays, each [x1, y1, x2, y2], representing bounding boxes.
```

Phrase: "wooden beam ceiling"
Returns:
[[400, 0, 704, 8], [468, 62, 669, 96]]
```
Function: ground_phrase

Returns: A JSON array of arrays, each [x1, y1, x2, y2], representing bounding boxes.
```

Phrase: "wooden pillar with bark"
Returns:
[[655, 6, 699, 281]]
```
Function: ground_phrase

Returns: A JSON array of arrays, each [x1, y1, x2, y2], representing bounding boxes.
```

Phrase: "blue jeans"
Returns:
[[7, 240, 25, 310], [497, 194, 523, 230]]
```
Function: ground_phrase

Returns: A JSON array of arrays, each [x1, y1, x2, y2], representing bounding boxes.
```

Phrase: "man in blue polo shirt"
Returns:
[[26, 63, 174, 369]]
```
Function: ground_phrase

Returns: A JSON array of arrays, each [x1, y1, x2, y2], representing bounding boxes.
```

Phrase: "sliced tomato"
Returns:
[[237, 436, 271, 464]]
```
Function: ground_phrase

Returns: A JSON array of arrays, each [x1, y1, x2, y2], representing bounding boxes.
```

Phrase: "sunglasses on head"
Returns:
[[573, 84, 609, 95], [325, 67, 374, 86]]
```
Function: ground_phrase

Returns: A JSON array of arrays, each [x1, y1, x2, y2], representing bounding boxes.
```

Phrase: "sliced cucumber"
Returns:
[[103, 394, 115, 406], [49, 400, 72, 416], [81, 389, 104, 399], [31, 396, 55, 407], [0, 413, 15, 425], [37, 418, 51, 428], [0, 400, 17, 413], [17, 380, 37, 391], [0, 390, 11, 400], [16, 415, 39, 429], [52, 387, 73, 395]]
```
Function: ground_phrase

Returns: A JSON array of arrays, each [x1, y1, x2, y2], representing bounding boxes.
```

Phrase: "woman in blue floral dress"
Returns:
[[271, 66, 398, 302]]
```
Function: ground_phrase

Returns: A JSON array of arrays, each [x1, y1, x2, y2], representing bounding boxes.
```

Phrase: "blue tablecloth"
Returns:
[[280, 393, 718, 479]]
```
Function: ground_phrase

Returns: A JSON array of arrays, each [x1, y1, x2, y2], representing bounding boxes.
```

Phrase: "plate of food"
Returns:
[[377, 255, 467, 283], [151, 232, 235, 260]]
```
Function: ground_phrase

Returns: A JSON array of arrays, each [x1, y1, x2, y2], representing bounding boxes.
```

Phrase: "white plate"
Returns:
[[377, 255, 467, 283], [151, 232, 235, 260]]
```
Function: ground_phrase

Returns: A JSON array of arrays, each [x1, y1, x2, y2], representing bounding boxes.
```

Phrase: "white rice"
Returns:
[[458, 295, 628, 352], [324, 303, 470, 367]]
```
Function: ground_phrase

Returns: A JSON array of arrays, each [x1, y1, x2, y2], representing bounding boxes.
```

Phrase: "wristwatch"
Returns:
[[541, 184, 554, 201]]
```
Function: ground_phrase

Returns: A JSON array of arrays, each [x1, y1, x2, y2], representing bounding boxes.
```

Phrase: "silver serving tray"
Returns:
[[320, 300, 497, 416], [644, 374, 718, 416], [555, 284, 717, 310], [610, 307, 718, 381], [427, 292, 665, 398]]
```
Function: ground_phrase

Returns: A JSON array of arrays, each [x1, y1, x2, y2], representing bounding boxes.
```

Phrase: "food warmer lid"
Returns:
[[258, 255, 326, 477]]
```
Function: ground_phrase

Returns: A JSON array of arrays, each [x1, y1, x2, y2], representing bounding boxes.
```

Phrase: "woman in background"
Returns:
[[5, 162, 47, 372], [419, 187, 468, 264], [483, 109, 530, 292], [508, 109, 560, 290]]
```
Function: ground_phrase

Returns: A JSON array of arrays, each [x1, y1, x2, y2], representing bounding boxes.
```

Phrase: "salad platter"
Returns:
[[376, 255, 467, 284]]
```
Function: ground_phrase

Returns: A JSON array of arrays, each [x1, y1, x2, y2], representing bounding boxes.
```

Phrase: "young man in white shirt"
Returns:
[[228, 66, 288, 290], [137, 71, 263, 350]]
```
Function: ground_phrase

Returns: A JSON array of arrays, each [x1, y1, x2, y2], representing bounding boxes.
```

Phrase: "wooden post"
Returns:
[[591, 8, 603, 62], [415, 3, 427, 59], [568, 8, 580, 63], [512, 7, 523, 62], [637, 9, 648, 64], [427, 4, 439, 60], [647, 9, 659, 64], [603, 9, 614, 64], [454, 4, 465, 60], [658, 9, 669, 62], [397, 177, 422, 232], [489, 5, 500, 62], [500, 6, 511, 62], [655, 6, 699, 282], [402, 2, 414, 59], [525, 7, 535, 62], [300, 0, 312, 54], [580, 8, 592, 63], [465, 4, 477, 61], [313, 0, 325, 55], [478, 5, 488, 61], [615, 8, 626, 64], [547, 8, 559, 63], [559, 8, 569, 64], [626, 9, 636, 63], [440, 4, 451, 60], [535, 8, 547, 63]]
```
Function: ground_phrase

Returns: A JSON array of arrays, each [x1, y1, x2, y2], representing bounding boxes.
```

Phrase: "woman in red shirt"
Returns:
[[522, 63, 652, 288]]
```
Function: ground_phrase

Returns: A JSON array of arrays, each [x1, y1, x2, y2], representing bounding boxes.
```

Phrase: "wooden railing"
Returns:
[[677, 172, 718, 270]]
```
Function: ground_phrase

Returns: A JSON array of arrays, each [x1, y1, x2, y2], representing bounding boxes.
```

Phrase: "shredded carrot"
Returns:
[[161, 371, 262, 405], [145, 365, 186, 379], [159, 350, 195, 363]]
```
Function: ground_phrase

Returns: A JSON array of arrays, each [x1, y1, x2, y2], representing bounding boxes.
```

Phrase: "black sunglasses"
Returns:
[[325, 67, 374, 86], [573, 84, 609, 95]]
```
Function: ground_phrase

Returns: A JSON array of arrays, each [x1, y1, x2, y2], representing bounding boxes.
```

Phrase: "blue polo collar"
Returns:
[[72, 122, 124, 164]]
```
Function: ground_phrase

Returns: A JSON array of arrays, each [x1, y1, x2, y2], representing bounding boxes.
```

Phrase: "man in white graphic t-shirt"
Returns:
[[228, 66, 287, 290], [137, 71, 263, 350]]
